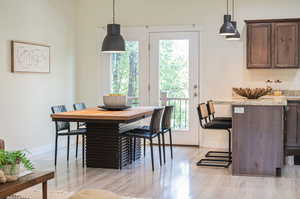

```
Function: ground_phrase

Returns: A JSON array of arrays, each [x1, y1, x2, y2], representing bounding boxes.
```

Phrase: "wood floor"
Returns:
[[32, 145, 300, 199]]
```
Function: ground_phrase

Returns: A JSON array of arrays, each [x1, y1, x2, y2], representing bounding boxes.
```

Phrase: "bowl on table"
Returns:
[[103, 95, 128, 107], [233, 87, 272, 99]]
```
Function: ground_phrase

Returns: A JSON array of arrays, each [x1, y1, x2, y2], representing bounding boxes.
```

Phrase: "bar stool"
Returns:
[[51, 105, 87, 167], [207, 100, 232, 122], [206, 100, 232, 159], [73, 103, 87, 160], [122, 108, 164, 171], [197, 103, 232, 168]]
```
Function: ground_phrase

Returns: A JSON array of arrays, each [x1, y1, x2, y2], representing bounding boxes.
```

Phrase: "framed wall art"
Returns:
[[11, 41, 50, 73]]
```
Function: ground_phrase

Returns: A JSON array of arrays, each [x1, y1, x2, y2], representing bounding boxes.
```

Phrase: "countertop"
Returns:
[[215, 96, 288, 106]]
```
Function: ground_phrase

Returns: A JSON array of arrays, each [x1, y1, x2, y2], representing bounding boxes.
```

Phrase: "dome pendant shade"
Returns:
[[101, 24, 125, 53], [219, 15, 236, 36], [226, 21, 240, 40]]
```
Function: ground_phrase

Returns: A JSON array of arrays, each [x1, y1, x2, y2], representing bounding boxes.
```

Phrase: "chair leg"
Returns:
[[82, 135, 85, 167], [157, 134, 162, 166], [228, 129, 232, 160], [169, 129, 173, 159], [76, 135, 79, 159], [133, 137, 136, 162], [150, 138, 154, 171], [144, 138, 146, 157], [67, 135, 70, 162], [54, 134, 58, 166], [161, 133, 166, 164]]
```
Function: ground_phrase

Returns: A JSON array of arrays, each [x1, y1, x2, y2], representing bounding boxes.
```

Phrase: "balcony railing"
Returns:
[[128, 96, 189, 130]]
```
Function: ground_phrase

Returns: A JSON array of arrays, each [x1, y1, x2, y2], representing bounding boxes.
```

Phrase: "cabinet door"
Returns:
[[247, 23, 272, 68], [286, 103, 300, 147], [273, 22, 299, 68]]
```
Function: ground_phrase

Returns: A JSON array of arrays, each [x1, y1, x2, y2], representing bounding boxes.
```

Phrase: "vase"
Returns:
[[2, 164, 20, 182]]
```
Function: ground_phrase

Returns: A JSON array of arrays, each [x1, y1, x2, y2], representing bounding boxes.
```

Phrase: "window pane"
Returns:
[[111, 41, 139, 106], [159, 40, 189, 130]]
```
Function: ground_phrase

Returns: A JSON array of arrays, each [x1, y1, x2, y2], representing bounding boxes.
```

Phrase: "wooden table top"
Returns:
[[0, 171, 54, 197], [51, 106, 155, 122]]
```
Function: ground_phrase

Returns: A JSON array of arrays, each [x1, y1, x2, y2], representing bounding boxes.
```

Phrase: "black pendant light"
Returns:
[[219, 0, 236, 36], [226, 0, 241, 40], [101, 0, 125, 53]]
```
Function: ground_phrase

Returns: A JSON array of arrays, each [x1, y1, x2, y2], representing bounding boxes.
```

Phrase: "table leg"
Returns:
[[42, 181, 47, 199]]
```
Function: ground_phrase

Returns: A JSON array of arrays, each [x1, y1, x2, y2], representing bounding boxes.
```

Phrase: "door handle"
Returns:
[[194, 93, 198, 97]]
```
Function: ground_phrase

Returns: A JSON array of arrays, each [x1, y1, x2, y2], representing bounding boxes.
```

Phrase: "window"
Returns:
[[111, 41, 139, 106]]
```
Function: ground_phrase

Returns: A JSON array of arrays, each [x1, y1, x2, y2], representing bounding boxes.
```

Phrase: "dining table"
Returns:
[[51, 106, 155, 169]]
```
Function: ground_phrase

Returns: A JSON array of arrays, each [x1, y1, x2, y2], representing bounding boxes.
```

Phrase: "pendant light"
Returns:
[[226, 0, 241, 40], [101, 0, 125, 53], [219, 0, 236, 36]]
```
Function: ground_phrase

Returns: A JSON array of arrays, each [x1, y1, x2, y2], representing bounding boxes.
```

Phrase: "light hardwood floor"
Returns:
[[32, 145, 300, 199]]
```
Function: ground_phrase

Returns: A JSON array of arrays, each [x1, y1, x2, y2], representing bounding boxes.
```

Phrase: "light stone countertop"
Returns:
[[214, 96, 288, 106]]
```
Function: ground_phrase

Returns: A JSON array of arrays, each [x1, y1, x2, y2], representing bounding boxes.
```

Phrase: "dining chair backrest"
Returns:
[[73, 103, 87, 128], [207, 100, 216, 120], [51, 105, 70, 132], [149, 108, 164, 133], [73, 103, 87, 111], [197, 103, 209, 128], [161, 106, 174, 130]]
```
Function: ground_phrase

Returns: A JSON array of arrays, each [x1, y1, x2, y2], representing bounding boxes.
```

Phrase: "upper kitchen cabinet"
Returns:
[[245, 18, 300, 69]]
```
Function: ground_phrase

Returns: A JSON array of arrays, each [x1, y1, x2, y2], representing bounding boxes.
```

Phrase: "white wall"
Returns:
[[75, 0, 300, 148], [0, 0, 76, 152]]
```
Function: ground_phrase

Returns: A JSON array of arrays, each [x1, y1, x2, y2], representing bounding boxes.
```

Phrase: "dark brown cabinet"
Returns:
[[246, 19, 300, 69], [285, 101, 300, 155]]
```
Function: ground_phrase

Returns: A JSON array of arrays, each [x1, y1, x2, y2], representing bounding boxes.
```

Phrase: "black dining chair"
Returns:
[[51, 105, 87, 167], [73, 103, 87, 159], [197, 103, 232, 168], [122, 108, 164, 171], [161, 106, 174, 163]]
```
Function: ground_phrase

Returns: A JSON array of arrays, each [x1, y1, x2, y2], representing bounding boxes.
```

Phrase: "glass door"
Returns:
[[149, 32, 200, 146]]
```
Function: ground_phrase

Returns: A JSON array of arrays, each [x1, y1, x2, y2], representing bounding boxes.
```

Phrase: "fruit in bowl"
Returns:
[[103, 94, 127, 107], [233, 87, 272, 99]]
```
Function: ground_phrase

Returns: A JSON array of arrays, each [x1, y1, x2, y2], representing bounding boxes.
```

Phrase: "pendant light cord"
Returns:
[[113, 0, 115, 24], [232, 0, 235, 20], [226, 0, 229, 15]]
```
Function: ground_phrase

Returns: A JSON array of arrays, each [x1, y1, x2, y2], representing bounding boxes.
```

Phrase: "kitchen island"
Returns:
[[217, 97, 287, 176]]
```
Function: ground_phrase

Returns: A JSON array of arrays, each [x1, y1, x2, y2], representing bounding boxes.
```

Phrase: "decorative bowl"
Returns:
[[103, 95, 127, 107], [233, 87, 272, 99]]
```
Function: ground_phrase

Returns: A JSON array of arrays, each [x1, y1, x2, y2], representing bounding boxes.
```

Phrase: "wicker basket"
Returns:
[[233, 88, 272, 99]]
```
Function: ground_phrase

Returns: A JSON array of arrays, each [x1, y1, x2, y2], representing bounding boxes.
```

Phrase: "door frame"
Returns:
[[99, 25, 203, 146], [149, 31, 200, 146]]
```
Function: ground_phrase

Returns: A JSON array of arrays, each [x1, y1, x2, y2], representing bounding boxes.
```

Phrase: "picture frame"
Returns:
[[11, 40, 51, 73]]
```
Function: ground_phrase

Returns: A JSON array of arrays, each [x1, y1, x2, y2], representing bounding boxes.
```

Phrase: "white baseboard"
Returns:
[[28, 144, 53, 159]]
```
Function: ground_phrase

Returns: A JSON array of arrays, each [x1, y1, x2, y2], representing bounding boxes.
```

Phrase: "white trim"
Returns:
[[28, 144, 53, 159], [99, 24, 203, 32]]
